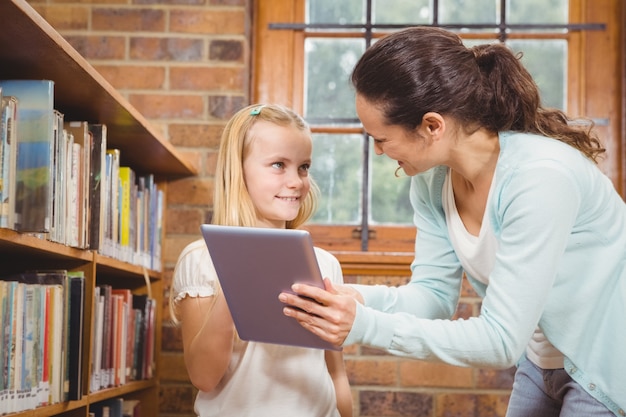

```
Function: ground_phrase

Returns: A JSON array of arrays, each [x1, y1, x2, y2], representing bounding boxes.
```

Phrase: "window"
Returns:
[[253, 0, 624, 253]]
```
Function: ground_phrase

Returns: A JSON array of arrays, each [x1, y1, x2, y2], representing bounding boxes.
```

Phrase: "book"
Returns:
[[104, 149, 120, 258], [91, 397, 123, 417], [118, 166, 133, 262], [88, 124, 107, 250], [122, 399, 141, 417], [50, 116, 68, 244], [16, 270, 70, 405], [66, 271, 85, 401], [90, 286, 105, 392], [0, 80, 56, 232], [111, 288, 132, 384], [65, 121, 92, 249], [0, 94, 18, 229]]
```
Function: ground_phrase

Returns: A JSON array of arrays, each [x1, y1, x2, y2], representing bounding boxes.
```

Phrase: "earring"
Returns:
[[394, 167, 403, 178]]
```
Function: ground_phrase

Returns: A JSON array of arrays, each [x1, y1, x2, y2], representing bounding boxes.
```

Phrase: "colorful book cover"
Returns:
[[88, 124, 107, 250], [66, 271, 85, 401], [0, 80, 56, 232], [118, 166, 132, 253], [65, 121, 92, 249], [0, 95, 18, 229]]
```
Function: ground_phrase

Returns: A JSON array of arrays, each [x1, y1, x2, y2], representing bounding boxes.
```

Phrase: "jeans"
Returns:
[[506, 358, 615, 417]]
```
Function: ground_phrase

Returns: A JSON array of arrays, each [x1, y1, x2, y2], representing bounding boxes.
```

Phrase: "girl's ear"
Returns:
[[421, 112, 445, 139]]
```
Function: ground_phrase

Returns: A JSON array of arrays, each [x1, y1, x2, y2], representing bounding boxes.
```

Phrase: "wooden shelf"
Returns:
[[0, 1, 191, 416], [0, 0, 197, 178]]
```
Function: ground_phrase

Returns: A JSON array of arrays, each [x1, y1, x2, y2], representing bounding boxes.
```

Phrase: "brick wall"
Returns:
[[27, 1, 514, 416]]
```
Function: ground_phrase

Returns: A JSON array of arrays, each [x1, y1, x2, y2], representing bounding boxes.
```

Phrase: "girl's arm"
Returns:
[[178, 291, 234, 392], [325, 350, 353, 417]]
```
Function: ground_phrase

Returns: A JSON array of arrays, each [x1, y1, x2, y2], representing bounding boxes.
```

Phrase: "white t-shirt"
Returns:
[[171, 238, 343, 417], [442, 172, 564, 369]]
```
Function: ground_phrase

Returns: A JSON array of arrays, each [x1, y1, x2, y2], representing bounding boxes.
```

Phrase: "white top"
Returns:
[[171, 238, 343, 417], [442, 171, 564, 369]]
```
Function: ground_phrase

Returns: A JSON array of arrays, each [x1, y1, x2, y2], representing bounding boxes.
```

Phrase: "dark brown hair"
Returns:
[[351, 26, 604, 162]]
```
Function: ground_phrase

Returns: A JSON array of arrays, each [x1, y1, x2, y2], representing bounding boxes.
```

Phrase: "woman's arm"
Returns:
[[325, 350, 353, 417], [178, 292, 234, 392]]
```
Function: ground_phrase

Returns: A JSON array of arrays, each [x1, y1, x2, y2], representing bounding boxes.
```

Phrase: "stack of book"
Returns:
[[0, 80, 164, 271], [90, 285, 156, 393], [0, 270, 85, 415]]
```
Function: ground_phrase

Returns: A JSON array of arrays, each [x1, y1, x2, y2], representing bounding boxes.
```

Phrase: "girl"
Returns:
[[170, 104, 352, 417]]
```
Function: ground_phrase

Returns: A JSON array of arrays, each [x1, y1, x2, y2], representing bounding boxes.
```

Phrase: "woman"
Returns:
[[279, 27, 625, 416]]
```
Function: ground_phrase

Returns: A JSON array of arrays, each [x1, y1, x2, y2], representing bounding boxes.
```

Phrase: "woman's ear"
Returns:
[[421, 112, 445, 139]]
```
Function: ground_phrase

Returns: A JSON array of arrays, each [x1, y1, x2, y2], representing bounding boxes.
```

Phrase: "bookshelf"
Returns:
[[0, 1, 197, 416]]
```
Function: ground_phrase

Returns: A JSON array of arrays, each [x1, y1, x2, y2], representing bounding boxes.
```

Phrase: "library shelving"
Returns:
[[0, 1, 197, 416]]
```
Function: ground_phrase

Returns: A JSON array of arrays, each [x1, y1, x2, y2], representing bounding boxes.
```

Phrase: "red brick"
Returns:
[[164, 208, 204, 234], [130, 37, 203, 61], [434, 392, 509, 417], [169, 123, 225, 148], [170, 9, 246, 34], [208, 95, 247, 120], [63, 35, 126, 59], [359, 390, 433, 417], [209, 39, 244, 62], [346, 359, 398, 386], [94, 64, 166, 89], [129, 93, 204, 119], [163, 235, 203, 265], [166, 177, 213, 205], [400, 361, 473, 388], [476, 367, 516, 389], [170, 66, 245, 91], [159, 383, 197, 413], [93, 7, 165, 31], [32, 5, 89, 30], [158, 353, 190, 382]]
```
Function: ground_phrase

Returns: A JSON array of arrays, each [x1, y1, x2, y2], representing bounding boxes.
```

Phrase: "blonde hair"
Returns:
[[212, 103, 319, 229], [169, 104, 318, 325]]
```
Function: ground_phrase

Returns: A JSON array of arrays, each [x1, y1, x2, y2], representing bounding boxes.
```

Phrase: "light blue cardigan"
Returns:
[[345, 131, 626, 416]]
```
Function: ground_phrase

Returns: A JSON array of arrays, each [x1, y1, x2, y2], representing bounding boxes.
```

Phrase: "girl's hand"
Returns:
[[279, 278, 360, 346]]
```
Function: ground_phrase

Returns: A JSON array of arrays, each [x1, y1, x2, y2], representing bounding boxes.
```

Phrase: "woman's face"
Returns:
[[243, 120, 312, 229], [355, 94, 441, 176]]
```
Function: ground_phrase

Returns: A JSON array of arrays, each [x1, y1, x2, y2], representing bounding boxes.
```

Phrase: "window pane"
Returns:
[[373, 0, 431, 25], [369, 141, 413, 224], [439, 0, 498, 25], [507, 0, 568, 25], [508, 40, 567, 109], [307, 0, 363, 24], [304, 38, 364, 120], [310, 134, 363, 224]]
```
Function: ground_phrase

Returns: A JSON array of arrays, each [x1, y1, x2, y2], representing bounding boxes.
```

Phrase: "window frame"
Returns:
[[252, 0, 625, 255]]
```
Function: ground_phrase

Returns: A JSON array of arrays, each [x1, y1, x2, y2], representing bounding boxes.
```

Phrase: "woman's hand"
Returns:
[[279, 278, 362, 346]]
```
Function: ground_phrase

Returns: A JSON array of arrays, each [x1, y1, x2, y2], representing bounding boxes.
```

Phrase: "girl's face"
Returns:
[[243, 120, 312, 229], [356, 94, 441, 176]]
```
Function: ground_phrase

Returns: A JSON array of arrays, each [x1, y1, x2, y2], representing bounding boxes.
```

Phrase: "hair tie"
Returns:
[[250, 105, 265, 115]]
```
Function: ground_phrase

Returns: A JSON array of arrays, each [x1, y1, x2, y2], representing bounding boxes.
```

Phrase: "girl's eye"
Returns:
[[299, 163, 311, 173], [271, 162, 285, 169]]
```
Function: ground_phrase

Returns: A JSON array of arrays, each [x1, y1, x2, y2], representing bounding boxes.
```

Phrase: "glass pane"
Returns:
[[439, 0, 498, 25], [310, 134, 363, 224], [304, 38, 364, 120], [507, 0, 568, 25], [508, 40, 567, 110], [307, 0, 363, 24], [373, 0, 431, 25], [369, 141, 413, 225]]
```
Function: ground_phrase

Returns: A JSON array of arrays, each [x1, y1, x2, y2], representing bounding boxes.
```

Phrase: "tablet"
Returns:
[[200, 224, 341, 351]]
